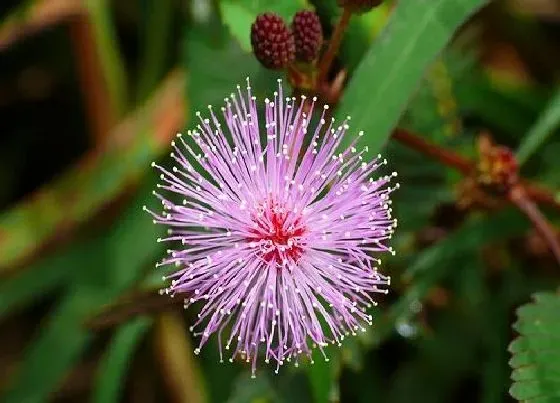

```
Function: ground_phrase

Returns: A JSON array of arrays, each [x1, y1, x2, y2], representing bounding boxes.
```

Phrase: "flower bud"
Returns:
[[251, 13, 295, 70]]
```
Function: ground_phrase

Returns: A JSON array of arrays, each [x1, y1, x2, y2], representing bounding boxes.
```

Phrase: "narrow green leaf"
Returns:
[[85, 0, 129, 115], [92, 318, 152, 403], [517, 88, 560, 165], [509, 291, 560, 402], [337, 0, 487, 154], [136, 0, 173, 102]]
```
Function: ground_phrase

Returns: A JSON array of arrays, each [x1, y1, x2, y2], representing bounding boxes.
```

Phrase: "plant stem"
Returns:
[[317, 7, 352, 85], [392, 128, 560, 212], [392, 129, 474, 175], [86, 290, 176, 331], [509, 185, 560, 265], [523, 181, 560, 211]]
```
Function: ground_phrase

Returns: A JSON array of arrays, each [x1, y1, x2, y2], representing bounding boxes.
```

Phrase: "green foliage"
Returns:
[[0, 249, 69, 320], [517, 89, 560, 166], [367, 209, 529, 347], [85, 0, 129, 115], [1, 176, 165, 402], [93, 318, 152, 403], [228, 373, 277, 402], [0, 72, 184, 271], [185, 20, 278, 112], [1, 0, 560, 402], [136, 0, 174, 102], [337, 0, 488, 154], [509, 292, 560, 402], [307, 349, 341, 403]]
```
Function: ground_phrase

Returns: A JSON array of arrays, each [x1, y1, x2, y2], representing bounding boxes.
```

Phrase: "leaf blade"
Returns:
[[337, 0, 487, 154], [92, 318, 152, 403], [517, 88, 560, 165], [509, 291, 560, 402]]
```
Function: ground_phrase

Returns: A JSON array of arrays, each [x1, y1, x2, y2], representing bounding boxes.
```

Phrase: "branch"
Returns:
[[509, 185, 560, 265], [86, 289, 177, 331], [392, 128, 474, 175], [317, 7, 353, 85], [391, 128, 560, 211]]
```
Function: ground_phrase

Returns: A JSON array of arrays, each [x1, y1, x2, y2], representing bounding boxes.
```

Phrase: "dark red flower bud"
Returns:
[[251, 13, 295, 70], [292, 10, 323, 63]]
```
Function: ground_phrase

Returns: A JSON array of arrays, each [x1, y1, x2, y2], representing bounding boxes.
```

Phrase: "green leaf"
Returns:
[[517, 88, 560, 165], [85, 0, 128, 115], [0, 251, 68, 320], [186, 23, 278, 111], [509, 292, 560, 402], [1, 293, 93, 403], [365, 209, 529, 347], [455, 72, 542, 140], [136, 0, 173, 102], [307, 348, 341, 403], [2, 176, 166, 402], [337, 0, 488, 154], [227, 372, 276, 403], [405, 209, 528, 279], [93, 318, 152, 403], [385, 310, 481, 403], [219, 0, 308, 52], [219, 1, 256, 52]]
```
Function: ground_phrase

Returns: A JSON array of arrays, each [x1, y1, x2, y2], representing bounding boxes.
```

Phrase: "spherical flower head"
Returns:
[[292, 10, 323, 63], [251, 13, 295, 70], [146, 79, 398, 377]]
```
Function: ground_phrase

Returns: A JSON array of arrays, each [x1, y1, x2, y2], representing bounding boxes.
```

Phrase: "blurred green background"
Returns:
[[0, 0, 559, 402]]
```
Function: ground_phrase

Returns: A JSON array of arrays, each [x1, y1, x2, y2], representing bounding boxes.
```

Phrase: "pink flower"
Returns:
[[146, 79, 398, 377]]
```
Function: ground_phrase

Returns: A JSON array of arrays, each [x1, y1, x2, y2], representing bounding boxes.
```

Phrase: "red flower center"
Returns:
[[247, 201, 306, 265]]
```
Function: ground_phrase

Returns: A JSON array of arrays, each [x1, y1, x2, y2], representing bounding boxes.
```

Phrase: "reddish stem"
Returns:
[[523, 181, 560, 210], [509, 185, 560, 265], [392, 129, 474, 175], [392, 128, 560, 211], [317, 7, 352, 85]]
